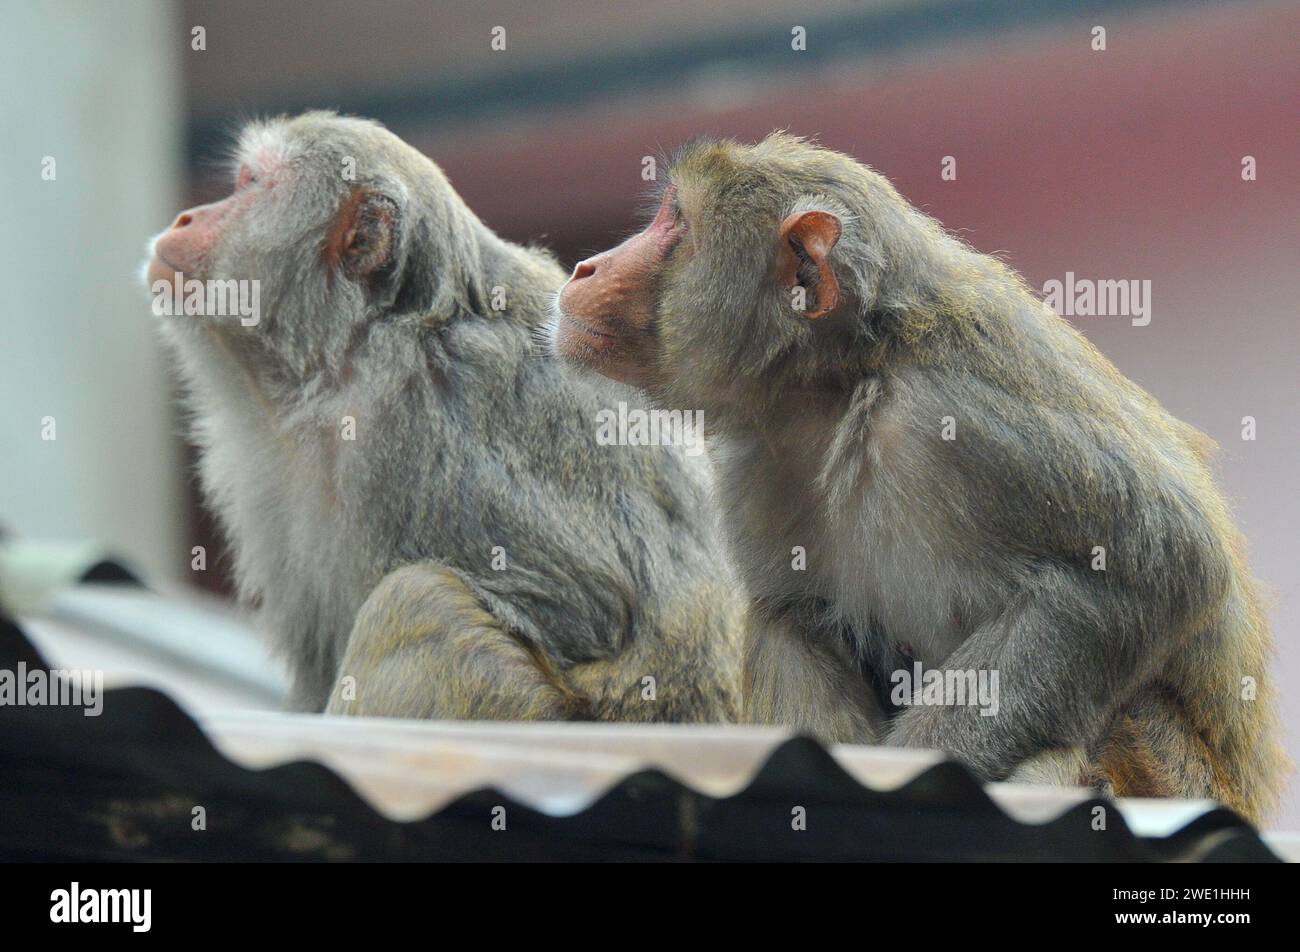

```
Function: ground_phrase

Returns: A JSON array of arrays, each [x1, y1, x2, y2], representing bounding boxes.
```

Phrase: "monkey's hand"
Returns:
[[883, 704, 1005, 779]]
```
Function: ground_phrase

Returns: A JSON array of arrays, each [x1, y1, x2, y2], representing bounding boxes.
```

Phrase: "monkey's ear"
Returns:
[[325, 188, 399, 279], [778, 210, 842, 319]]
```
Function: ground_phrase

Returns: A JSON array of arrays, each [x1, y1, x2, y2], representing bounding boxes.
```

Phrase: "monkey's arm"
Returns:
[[326, 562, 586, 719], [884, 565, 1156, 778], [744, 612, 884, 744], [878, 373, 1229, 780]]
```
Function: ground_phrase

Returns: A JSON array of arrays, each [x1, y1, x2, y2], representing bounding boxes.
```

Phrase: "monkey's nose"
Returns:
[[570, 259, 596, 281]]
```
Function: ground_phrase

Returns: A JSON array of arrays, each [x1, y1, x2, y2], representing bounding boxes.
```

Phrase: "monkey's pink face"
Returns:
[[145, 159, 274, 291], [554, 185, 687, 386], [555, 178, 844, 393]]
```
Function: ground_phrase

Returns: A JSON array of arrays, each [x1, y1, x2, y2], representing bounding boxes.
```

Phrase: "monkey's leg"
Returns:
[[997, 689, 1232, 810], [885, 566, 1167, 781], [325, 563, 586, 720], [1091, 687, 1231, 809], [743, 613, 884, 744], [563, 654, 740, 724], [561, 592, 744, 724]]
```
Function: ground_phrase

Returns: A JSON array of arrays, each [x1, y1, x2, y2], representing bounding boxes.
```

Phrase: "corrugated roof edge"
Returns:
[[0, 613, 1280, 862]]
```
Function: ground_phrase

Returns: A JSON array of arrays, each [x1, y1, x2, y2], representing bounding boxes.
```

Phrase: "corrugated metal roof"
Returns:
[[0, 611, 1282, 862]]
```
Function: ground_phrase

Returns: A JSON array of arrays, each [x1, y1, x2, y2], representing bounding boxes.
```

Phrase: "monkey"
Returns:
[[550, 132, 1288, 821], [141, 111, 744, 724]]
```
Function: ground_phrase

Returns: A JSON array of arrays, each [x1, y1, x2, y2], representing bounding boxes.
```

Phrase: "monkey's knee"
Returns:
[[326, 563, 581, 721]]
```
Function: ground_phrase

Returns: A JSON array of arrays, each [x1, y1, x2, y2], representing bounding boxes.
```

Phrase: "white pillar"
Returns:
[[0, 1, 185, 584]]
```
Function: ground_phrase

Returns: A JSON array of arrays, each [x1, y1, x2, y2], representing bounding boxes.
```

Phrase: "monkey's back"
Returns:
[[919, 281, 1289, 820], [327, 295, 744, 717]]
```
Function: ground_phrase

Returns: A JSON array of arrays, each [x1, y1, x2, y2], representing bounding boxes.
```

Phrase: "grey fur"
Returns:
[[562, 133, 1285, 818], [146, 112, 743, 716]]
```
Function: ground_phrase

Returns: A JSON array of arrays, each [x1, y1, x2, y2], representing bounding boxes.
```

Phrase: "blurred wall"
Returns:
[[0, 1, 185, 583]]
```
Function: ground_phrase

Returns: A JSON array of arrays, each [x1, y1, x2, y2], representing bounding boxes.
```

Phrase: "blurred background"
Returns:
[[1, 0, 1297, 823]]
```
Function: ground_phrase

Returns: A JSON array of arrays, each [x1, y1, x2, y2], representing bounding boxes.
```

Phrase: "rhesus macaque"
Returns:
[[142, 112, 743, 723], [552, 133, 1287, 820]]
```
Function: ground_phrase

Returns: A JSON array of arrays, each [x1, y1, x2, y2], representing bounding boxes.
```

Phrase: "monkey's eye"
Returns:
[[236, 165, 257, 190]]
